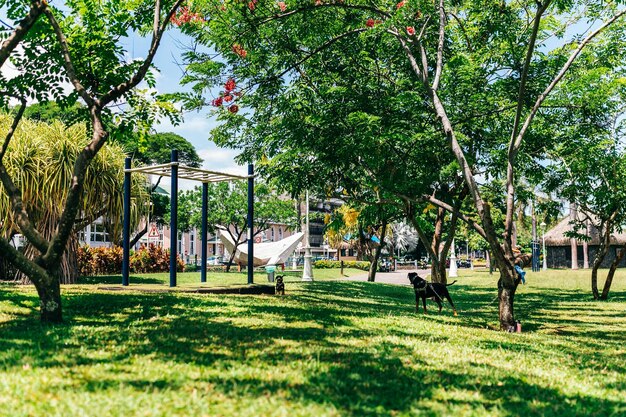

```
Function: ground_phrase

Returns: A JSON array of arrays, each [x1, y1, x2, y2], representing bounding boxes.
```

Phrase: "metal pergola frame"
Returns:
[[121, 150, 255, 287]]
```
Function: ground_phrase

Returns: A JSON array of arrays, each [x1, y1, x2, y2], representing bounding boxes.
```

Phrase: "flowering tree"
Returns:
[[174, 0, 625, 329]]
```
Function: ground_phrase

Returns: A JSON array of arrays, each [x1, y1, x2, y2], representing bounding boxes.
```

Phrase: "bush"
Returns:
[[77, 244, 185, 275], [314, 260, 371, 271], [130, 244, 185, 273], [77, 245, 123, 275]]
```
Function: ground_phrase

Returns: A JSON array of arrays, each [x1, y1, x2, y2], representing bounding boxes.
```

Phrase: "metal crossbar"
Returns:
[[125, 162, 253, 183]]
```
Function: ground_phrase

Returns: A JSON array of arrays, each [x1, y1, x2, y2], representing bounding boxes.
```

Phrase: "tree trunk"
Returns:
[[497, 267, 518, 330], [591, 223, 611, 300], [430, 258, 447, 284], [600, 246, 626, 300], [498, 280, 516, 331], [367, 220, 388, 282], [34, 277, 63, 323]]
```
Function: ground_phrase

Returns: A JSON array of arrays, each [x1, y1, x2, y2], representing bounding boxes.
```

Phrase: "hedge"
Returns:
[[314, 260, 371, 271]]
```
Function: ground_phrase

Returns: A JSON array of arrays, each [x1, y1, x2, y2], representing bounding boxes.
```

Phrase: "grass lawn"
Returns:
[[78, 267, 367, 287], [0, 268, 625, 416]]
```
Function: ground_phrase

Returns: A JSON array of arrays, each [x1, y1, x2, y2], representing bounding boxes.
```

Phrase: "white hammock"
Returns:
[[218, 227, 304, 266]]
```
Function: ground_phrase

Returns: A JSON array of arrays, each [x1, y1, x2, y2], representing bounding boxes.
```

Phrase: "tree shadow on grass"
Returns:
[[78, 275, 163, 285], [1, 281, 625, 415]]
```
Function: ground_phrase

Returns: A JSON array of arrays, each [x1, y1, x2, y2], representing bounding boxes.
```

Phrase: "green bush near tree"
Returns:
[[314, 259, 371, 270]]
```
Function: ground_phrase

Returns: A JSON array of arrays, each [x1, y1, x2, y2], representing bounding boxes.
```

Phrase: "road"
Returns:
[[341, 269, 430, 286]]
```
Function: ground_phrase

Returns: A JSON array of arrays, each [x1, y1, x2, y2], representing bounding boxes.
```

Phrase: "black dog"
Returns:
[[275, 275, 285, 295], [408, 272, 457, 316]]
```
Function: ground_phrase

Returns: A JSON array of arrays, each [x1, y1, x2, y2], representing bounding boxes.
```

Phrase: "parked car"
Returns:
[[457, 259, 472, 268]]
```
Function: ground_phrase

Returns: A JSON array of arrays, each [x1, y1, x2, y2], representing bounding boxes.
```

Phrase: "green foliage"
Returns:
[[76, 244, 185, 275], [175, 180, 297, 235], [0, 114, 149, 239], [124, 132, 203, 167], [314, 259, 371, 270], [76, 245, 124, 276], [130, 244, 185, 273]]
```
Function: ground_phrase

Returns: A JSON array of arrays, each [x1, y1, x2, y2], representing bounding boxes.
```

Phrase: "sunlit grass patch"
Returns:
[[0, 269, 625, 416]]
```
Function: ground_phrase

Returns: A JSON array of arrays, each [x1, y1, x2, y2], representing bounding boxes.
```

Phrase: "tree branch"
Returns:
[[0, 98, 26, 162], [98, 0, 185, 106], [391, 30, 426, 83], [432, 0, 446, 91], [0, 165, 49, 253], [267, 28, 369, 84], [43, 8, 96, 108], [505, 1, 550, 248], [0, 0, 48, 69], [421, 194, 488, 240], [514, 8, 626, 148]]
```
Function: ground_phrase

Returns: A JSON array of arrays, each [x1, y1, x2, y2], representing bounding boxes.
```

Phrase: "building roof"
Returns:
[[544, 215, 626, 246]]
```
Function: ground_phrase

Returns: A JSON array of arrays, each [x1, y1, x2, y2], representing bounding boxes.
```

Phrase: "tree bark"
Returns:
[[600, 245, 626, 300], [498, 271, 517, 331], [367, 220, 388, 282], [592, 221, 611, 299], [35, 277, 63, 323]]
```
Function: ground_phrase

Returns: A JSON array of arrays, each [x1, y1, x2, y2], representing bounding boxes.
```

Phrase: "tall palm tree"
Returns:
[[0, 114, 148, 283]]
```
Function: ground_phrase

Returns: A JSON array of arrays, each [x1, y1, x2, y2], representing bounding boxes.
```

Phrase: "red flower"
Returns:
[[228, 105, 239, 114], [248, 1, 256, 10], [277, 1, 287, 11], [232, 44, 248, 58], [225, 78, 236, 92], [171, 6, 204, 26], [396, 1, 406, 9], [366, 18, 375, 28], [406, 26, 415, 35], [224, 95, 233, 102], [212, 97, 224, 107], [315, 0, 322, 4]]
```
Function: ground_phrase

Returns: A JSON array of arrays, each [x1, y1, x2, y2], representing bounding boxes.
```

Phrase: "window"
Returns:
[[271, 228, 275, 241], [279, 227, 283, 240], [190, 233, 195, 255], [89, 223, 110, 243]]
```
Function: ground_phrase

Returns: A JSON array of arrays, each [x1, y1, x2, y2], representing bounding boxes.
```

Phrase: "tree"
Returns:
[[179, 0, 626, 329], [0, 0, 185, 322], [176, 180, 297, 271], [0, 115, 149, 283], [545, 75, 626, 299]]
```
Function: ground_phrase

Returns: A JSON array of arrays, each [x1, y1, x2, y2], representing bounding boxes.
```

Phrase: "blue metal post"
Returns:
[[247, 164, 254, 285], [201, 181, 208, 283], [170, 150, 179, 287], [122, 157, 131, 286]]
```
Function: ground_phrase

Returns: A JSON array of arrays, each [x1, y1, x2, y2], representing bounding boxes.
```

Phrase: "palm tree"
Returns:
[[391, 222, 418, 257], [0, 114, 148, 283]]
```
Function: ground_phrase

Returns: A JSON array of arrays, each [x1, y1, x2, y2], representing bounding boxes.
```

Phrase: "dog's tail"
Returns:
[[446, 280, 457, 286]]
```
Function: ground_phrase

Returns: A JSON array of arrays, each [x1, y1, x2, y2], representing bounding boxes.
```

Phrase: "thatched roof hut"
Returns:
[[544, 216, 626, 246]]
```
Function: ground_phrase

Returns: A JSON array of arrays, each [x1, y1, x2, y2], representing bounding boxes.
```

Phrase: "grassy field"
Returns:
[[0, 268, 625, 416]]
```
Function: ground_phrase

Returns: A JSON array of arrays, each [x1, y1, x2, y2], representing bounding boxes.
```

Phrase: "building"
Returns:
[[544, 216, 626, 269]]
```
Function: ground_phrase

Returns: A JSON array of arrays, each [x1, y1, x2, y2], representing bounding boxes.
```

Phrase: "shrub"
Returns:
[[76, 245, 122, 275], [314, 260, 371, 271], [77, 244, 185, 275], [130, 244, 185, 273]]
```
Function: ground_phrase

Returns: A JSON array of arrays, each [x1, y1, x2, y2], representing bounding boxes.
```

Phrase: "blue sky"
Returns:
[[128, 30, 245, 181]]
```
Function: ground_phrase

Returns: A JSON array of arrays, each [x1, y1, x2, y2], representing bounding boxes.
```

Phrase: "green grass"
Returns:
[[78, 267, 366, 287], [0, 268, 625, 416]]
